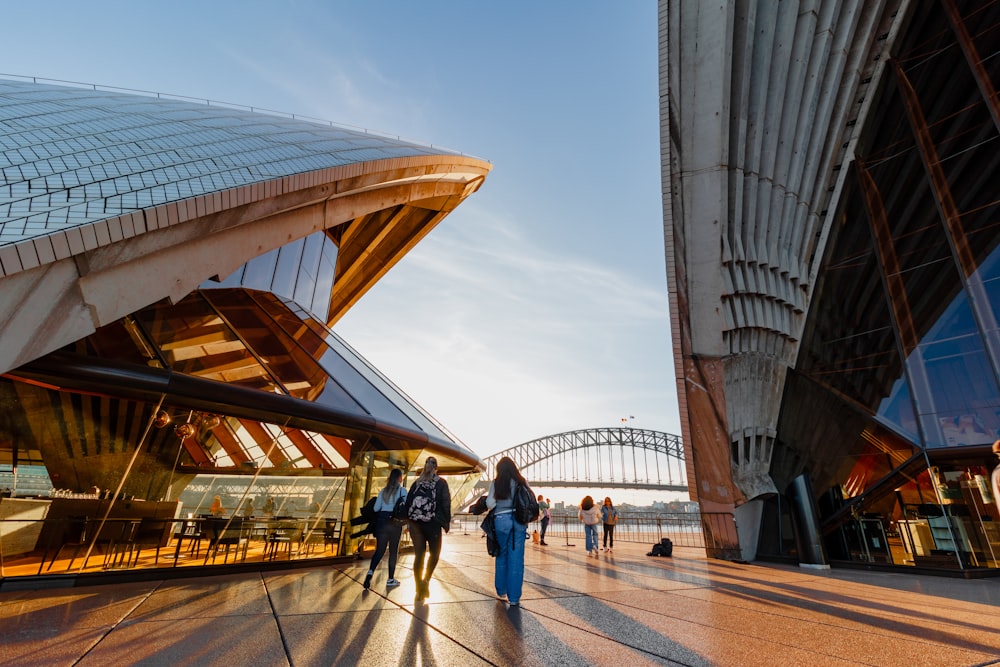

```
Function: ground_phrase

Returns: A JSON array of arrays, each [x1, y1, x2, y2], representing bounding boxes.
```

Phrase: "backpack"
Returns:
[[407, 479, 437, 522], [513, 483, 540, 524], [391, 489, 408, 523], [647, 537, 673, 557]]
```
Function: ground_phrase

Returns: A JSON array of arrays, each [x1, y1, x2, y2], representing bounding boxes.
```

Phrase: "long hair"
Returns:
[[493, 456, 526, 500], [380, 468, 403, 503], [581, 495, 594, 511], [416, 456, 438, 484]]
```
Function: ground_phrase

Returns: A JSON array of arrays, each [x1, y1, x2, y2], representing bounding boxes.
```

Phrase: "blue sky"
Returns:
[[1, 1, 678, 459]]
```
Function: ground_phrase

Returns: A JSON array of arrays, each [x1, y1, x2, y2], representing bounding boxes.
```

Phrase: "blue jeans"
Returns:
[[584, 523, 598, 551], [494, 512, 526, 604]]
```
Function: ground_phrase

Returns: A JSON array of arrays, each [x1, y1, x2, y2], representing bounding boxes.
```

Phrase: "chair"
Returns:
[[300, 519, 328, 556], [265, 519, 304, 560], [323, 519, 341, 553], [124, 517, 173, 567], [210, 517, 251, 564], [41, 515, 88, 573], [46, 518, 134, 571]]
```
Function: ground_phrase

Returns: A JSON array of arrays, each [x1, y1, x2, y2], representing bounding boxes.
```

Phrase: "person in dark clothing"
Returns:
[[364, 468, 407, 590], [537, 495, 550, 546], [405, 456, 451, 601]]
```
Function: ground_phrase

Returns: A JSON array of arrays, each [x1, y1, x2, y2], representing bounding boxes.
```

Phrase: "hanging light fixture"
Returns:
[[174, 422, 196, 439], [153, 410, 172, 428]]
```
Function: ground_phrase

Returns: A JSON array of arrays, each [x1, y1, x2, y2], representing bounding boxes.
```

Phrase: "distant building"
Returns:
[[0, 78, 490, 574], [661, 2, 1000, 572]]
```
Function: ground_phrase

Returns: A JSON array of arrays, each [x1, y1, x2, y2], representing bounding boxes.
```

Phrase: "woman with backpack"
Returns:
[[405, 456, 451, 600], [363, 468, 406, 590], [578, 495, 601, 555], [486, 456, 531, 607]]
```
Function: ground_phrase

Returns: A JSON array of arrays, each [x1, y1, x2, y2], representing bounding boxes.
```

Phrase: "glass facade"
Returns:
[[0, 80, 487, 580], [766, 1, 1000, 571]]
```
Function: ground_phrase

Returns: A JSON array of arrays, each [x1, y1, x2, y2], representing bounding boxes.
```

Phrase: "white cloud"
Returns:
[[336, 204, 677, 456]]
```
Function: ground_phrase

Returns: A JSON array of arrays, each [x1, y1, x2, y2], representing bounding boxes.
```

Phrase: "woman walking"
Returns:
[[486, 456, 531, 606], [405, 457, 451, 600], [578, 495, 601, 555], [364, 468, 407, 590], [600, 497, 619, 552]]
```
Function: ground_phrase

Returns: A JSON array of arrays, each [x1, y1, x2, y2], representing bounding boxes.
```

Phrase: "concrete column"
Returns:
[[787, 473, 829, 568]]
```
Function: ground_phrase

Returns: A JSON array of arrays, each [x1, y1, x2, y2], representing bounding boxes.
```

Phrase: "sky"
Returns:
[[0, 1, 679, 469]]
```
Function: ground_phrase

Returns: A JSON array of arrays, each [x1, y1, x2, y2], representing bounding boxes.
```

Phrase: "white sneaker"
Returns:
[[386, 578, 400, 588]]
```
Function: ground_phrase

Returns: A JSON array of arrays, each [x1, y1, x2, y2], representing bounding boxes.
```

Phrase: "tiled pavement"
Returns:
[[1, 532, 998, 666]]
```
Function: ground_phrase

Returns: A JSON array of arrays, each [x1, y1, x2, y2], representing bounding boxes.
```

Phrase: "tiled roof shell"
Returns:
[[0, 79, 457, 246]]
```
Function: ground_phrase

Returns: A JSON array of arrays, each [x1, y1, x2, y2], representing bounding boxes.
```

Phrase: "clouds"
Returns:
[[337, 201, 677, 455]]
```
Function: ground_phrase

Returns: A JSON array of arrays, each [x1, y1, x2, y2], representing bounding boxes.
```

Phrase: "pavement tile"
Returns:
[[263, 568, 392, 614], [585, 589, 999, 667], [0, 625, 109, 666], [123, 572, 272, 621], [76, 615, 288, 667], [0, 581, 155, 631], [278, 605, 490, 666]]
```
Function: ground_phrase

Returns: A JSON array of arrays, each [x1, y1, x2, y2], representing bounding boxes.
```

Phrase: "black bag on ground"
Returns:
[[513, 483, 539, 524], [647, 537, 673, 557]]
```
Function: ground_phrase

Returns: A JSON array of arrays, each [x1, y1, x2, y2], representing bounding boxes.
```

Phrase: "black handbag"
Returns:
[[392, 491, 408, 523]]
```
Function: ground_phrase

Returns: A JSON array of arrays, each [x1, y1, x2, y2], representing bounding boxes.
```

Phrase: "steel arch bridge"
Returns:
[[476, 427, 687, 493]]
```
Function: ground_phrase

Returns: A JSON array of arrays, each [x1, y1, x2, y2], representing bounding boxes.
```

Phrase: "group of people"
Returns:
[[578, 495, 620, 555], [362, 456, 451, 601], [361, 455, 624, 607], [363, 455, 530, 606]]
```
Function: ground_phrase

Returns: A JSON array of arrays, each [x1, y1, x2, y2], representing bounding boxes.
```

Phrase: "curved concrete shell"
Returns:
[[662, 0, 1000, 573]]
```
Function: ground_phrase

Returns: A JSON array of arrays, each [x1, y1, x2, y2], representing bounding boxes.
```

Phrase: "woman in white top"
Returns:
[[578, 495, 602, 555], [364, 468, 407, 590]]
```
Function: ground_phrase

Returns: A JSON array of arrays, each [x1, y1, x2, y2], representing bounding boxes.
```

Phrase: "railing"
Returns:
[[452, 511, 735, 551]]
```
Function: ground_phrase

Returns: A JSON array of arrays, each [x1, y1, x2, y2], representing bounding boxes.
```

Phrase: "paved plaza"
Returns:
[[1, 531, 998, 666]]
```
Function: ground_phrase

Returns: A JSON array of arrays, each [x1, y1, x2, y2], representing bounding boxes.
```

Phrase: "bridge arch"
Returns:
[[478, 427, 687, 492]]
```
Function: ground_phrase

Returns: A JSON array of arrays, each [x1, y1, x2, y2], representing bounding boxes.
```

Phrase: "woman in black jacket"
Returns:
[[405, 456, 451, 600]]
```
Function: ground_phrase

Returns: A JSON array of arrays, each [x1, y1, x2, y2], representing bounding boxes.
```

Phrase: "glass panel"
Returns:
[[248, 292, 421, 431], [272, 238, 304, 299], [909, 290, 1000, 447], [293, 232, 326, 312], [200, 289, 365, 413], [796, 174, 907, 418], [241, 250, 280, 293], [312, 238, 338, 321], [135, 294, 275, 391]]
